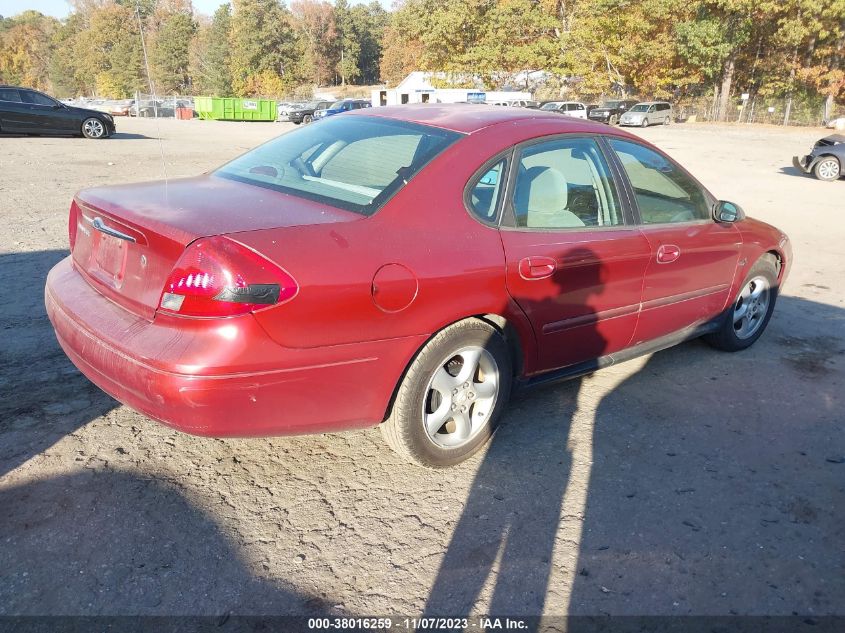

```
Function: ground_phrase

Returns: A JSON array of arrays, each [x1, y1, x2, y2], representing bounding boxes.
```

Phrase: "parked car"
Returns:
[[45, 104, 791, 467], [588, 99, 639, 125], [620, 101, 673, 127], [108, 99, 135, 117], [312, 98, 371, 120], [286, 100, 334, 124], [0, 85, 115, 138], [792, 134, 844, 181], [539, 101, 589, 119]]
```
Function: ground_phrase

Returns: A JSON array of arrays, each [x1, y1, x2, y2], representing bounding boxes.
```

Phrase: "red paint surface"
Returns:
[[46, 106, 791, 437]]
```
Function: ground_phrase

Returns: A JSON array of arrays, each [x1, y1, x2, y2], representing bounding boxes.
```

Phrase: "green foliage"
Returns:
[[152, 12, 196, 93], [229, 0, 298, 96], [190, 3, 234, 95]]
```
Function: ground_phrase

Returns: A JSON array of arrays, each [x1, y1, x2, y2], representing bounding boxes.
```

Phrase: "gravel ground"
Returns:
[[0, 117, 843, 619]]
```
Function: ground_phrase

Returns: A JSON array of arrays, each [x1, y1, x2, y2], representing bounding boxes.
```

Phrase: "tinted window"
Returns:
[[468, 158, 507, 223], [0, 88, 22, 102], [21, 91, 56, 106], [657, 103, 670, 111], [609, 138, 710, 224], [216, 116, 462, 216], [512, 137, 622, 229]]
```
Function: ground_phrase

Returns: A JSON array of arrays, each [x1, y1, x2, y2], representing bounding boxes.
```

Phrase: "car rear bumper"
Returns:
[[46, 256, 424, 438]]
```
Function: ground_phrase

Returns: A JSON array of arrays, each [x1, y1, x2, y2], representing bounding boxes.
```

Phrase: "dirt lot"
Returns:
[[1, 117, 843, 619]]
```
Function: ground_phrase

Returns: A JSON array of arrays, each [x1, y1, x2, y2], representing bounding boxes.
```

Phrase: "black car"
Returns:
[[0, 86, 115, 138], [587, 99, 639, 125], [288, 100, 333, 124], [793, 134, 844, 181]]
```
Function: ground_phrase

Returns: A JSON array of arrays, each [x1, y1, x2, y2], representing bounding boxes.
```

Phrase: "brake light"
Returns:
[[68, 200, 80, 250], [158, 236, 297, 317]]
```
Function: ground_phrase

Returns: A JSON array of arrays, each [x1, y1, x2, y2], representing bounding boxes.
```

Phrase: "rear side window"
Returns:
[[512, 137, 622, 229], [216, 116, 462, 215], [0, 88, 21, 102], [609, 138, 710, 224]]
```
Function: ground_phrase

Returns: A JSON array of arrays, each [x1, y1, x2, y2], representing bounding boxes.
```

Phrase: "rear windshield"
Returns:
[[215, 115, 462, 215]]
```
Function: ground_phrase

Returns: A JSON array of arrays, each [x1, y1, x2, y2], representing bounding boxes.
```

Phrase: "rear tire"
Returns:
[[705, 256, 778, 352], [813, 157, 840, 181], [663, 116, 670, 125], [381, 319, 512, 468]]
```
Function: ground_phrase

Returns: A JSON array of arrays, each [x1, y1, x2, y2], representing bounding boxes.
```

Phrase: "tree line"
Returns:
[[1, 0, 842, 121]]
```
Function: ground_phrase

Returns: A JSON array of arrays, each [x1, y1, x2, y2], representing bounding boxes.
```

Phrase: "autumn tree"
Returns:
[[0, 11, 60, 90]]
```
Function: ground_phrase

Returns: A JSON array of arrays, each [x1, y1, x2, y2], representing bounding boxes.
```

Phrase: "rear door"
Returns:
[[606, 137, 741, 344], [0, 88, 29, 132], [498, 135, 651, 372]]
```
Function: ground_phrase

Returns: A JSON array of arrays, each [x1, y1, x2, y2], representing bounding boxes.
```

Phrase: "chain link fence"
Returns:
[[132, 94, 195, 118], [675, 94, 836, 127]]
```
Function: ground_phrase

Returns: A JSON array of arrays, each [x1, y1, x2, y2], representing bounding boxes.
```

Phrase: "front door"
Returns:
[[607, 137, 741, 344], [499, 136, 651, 373]]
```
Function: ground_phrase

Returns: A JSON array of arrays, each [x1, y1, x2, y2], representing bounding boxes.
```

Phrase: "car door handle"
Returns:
[[656, 244, 681, 264], [518, 256, 557, 280]]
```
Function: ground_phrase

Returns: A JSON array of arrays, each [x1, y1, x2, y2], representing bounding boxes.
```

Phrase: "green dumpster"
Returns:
[[194, 96, 277, 121]]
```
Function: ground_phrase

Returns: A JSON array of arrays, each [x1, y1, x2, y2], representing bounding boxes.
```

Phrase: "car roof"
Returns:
[[345, 103, 616, 134]]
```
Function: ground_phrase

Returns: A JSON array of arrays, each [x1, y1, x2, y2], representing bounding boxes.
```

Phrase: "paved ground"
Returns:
[[0, 117, 842, 618]]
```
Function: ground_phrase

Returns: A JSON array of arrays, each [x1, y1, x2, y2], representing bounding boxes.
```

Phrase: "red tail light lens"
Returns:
[[68, 200, 80, 250], [159, 236, 298, 317]]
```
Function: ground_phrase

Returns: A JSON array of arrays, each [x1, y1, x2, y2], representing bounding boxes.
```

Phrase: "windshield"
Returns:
[[603, 101, 621, 109], [329, 101, 347, 109], [215, 116, 462, 216], [540, 103, 559, 110], [629, 104, 649, 112]]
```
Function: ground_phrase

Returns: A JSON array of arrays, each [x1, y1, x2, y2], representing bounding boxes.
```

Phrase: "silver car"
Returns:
[[619, 101, 673, 127]]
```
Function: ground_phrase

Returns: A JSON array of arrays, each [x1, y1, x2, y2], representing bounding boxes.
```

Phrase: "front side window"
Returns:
[[467, 158, 507, 223], [609, 138, 710, 224], [216, 116, 461, 215], [511, 137, 622, 229], [21, 91, 56, 106]]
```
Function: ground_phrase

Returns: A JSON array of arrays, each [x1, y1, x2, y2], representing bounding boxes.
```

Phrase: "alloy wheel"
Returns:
[[83, 118, 104, 138], [817, 159, 840, 180], [422, 346, 500, 448], [733, 276, 770, 339]]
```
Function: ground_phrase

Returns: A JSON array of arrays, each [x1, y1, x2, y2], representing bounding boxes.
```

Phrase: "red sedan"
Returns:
[[45, 105, 791, 467]]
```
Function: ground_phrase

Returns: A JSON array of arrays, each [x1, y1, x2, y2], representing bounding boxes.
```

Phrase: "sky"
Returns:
[[0, 0, 390, 19]]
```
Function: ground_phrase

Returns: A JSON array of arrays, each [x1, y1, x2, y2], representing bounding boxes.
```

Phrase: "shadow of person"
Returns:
[[567, 295, 845, 616], [425, 247, 609, 623], [0, 250, 118, 479], [0, 469, 343, 617]]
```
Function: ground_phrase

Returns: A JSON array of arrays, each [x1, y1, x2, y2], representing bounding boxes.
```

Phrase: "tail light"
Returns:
[[68, 200, 80, 250], [158, 236, 298, 318]]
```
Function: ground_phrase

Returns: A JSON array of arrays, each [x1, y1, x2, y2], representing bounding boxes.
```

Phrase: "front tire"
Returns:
[[81, 117, 106, 139], [381, 319, 512, 468], [303, 114, 313, 124], [641, 118, 649, 128], [705, 256, 778, 352], [813, 157, 840, 181]]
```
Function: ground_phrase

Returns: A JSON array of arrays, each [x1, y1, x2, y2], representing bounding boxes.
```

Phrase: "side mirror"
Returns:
[[714, 200, 745, 223]]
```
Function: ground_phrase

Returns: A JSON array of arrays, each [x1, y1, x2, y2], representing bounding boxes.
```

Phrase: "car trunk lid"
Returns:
[[70, 175, 362, 320]]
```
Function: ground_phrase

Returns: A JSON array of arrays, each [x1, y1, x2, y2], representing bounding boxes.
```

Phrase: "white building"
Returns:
[[371, 72, 533, 107]]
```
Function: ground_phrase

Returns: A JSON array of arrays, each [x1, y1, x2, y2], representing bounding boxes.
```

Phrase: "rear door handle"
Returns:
[[518, 256, 557, 280], [656, 244, 680, 264]]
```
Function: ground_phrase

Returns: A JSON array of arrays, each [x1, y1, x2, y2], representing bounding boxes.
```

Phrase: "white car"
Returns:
[[539, 101, 588, 119]]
